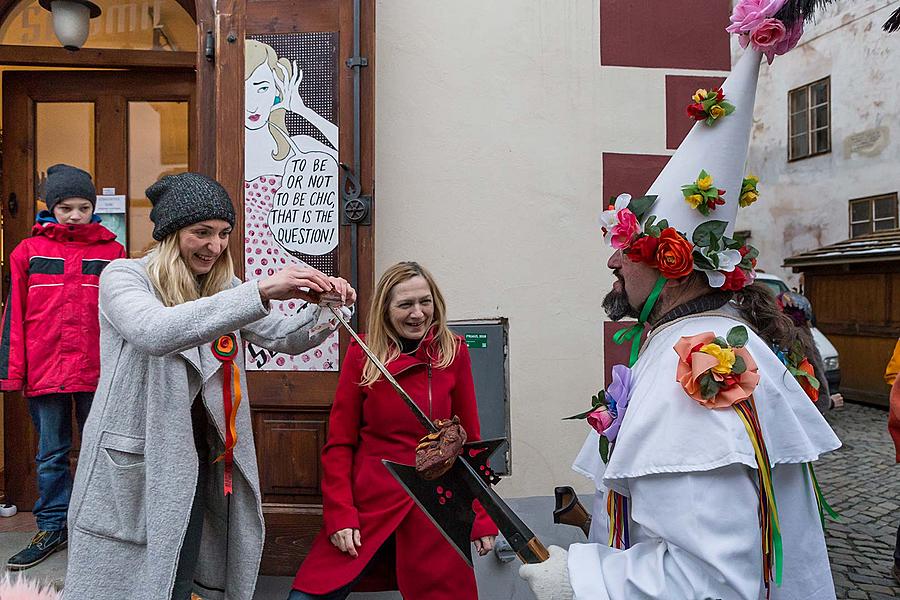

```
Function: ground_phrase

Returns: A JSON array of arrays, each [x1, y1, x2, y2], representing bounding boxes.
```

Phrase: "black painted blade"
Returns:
[[382, 459, 476, 567], [460, 438, 506, 485]]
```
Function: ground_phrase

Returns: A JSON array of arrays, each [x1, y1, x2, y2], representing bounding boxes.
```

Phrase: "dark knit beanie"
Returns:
[[146, 173, 236, 241], [44, 164, 96, 211]]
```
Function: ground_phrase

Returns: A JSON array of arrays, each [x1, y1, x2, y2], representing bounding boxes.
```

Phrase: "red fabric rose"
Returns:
[[721, 267, 751, 291], [655, 228, 694, 279], [687, 103, 707, 120], [626, 235, 660, 267]]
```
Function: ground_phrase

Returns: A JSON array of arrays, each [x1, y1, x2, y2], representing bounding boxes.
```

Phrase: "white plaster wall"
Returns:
[[735, 0, 900, 287], [375, 1, 725, 497]]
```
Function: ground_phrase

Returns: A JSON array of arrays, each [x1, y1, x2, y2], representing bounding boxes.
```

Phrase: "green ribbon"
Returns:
[[772, 511, 784, 586], [806, 463, 840, 527], [612, 275, 667, 367]]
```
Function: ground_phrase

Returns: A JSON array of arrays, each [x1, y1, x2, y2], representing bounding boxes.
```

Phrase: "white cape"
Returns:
[[569, 313, 841, 599]]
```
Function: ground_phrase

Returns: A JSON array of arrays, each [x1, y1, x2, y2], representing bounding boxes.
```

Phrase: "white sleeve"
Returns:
[[568, 464, 764, 600]]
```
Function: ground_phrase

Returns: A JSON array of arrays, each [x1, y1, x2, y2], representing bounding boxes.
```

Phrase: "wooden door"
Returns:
[[244, 0, 375, 575], [1, 69, 195, 508]]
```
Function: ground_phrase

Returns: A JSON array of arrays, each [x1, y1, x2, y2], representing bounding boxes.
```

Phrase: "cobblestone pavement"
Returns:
[[818, 402, 900, 600]]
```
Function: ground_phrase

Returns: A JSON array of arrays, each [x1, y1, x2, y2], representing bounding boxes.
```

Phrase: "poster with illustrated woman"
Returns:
[[244, 35, 341, 371]]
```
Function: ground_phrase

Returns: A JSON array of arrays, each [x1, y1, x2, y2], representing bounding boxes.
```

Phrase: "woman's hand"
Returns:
[[258, 266, 333, 303], [276, 60, 307, 116], [326, 277, 357, 307], [474, 535, 496, 556], [329, 528, 362, 558]]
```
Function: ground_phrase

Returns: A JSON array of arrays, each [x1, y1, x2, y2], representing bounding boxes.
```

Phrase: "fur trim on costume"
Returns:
[[0, 573, 61, 600]]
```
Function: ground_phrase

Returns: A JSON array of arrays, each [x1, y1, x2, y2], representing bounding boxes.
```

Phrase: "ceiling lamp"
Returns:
[[38, 0, 102, 51]]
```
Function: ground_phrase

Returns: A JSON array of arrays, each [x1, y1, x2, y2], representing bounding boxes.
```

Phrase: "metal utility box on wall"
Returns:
[[449, 319, 511, 475]]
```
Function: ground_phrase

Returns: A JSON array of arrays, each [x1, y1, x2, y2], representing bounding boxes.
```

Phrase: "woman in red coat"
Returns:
[[290, 262, 498, 599]]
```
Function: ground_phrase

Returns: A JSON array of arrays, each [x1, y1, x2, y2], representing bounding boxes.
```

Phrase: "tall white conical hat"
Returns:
[[644, 49, 763, 239]]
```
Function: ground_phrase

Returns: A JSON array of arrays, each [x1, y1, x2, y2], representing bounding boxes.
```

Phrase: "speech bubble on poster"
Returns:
[[268, 150, 339, 255]]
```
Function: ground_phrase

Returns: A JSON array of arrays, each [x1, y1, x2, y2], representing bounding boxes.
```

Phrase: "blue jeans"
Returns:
[[27, 392, 93, 531]]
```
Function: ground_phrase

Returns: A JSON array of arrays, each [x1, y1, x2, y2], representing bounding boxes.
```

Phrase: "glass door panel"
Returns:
[[127, 100, 189, 256], [35, 102, 95, 213]]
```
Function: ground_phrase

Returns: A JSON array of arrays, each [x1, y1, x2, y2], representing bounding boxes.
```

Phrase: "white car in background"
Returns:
[[754, 273, 840, 396]]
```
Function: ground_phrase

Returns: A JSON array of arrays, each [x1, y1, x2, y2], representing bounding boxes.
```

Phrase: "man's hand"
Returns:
[[518, 545, 574, 600], [474, 535, 495, 556], [329, 528, 362, 558]]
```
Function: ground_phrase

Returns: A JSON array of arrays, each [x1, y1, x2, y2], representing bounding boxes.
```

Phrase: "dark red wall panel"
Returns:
[[665, 75, 727, 149], [600, 0, 732, 70], [602, 153, 671, 204]]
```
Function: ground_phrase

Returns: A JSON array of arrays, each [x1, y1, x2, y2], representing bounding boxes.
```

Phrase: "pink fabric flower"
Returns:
[[674, 332, 760, 409], [727, 0, 788, 33], [586, 406, 614, 434], [610, 208, 640, 250], [750, 18, 787, 51], [772, 18, 804, 58]]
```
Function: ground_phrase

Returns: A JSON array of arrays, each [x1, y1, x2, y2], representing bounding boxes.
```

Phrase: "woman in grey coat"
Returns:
[[63, 173, 355, 600]]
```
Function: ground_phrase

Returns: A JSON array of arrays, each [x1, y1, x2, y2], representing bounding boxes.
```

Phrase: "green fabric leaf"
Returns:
[[732, 355, 747, 374], [727, 325, 749, 348], [692, 251, 716, 271], [699, 374, 720, 400], [599, 435, 610, 464], [692, 220, 728, 246], [712, 336, 728, 347], [628, 195, 657, 221]]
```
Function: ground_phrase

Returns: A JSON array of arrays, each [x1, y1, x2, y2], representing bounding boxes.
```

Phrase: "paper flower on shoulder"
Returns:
[[774, 340, 821, 402], [674, 326, 760, 409], [565, 364, 632, 463], [681, 170, 726, 216], [600, 194, 642, 250], [727, 0, 804, 63], [739, 175, 760, 208], [686, 88, 736, 126]]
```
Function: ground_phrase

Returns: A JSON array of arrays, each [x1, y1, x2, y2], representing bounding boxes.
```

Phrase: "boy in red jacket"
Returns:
[[1, 164, 126, 570]]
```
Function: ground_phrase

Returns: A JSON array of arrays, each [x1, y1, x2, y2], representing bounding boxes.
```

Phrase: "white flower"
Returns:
[[599, 194, 632, 246], [697, 247, 742, 288]]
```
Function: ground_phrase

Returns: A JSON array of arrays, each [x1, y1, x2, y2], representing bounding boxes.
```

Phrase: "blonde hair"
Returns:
[[145, 234, 235, 307], [245, 39, 294, 161], [361, 262, 459, 387]]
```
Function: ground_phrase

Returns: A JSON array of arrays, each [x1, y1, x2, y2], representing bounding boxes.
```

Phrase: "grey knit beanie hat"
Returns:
[[44, 164, 96, 211], [147, 172, 236, 241]]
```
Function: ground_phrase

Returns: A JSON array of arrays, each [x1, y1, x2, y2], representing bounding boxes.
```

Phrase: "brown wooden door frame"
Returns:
[[240, 0, 376, 574], [1, 69, 195, 509]]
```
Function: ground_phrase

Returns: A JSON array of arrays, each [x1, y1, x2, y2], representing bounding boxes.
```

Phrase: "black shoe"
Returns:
[[6, 529, 68, 570]]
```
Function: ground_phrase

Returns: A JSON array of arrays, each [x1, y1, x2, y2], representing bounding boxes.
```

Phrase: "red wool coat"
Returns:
[[293, 332, 498, 598], [0, 221, 125, 396]]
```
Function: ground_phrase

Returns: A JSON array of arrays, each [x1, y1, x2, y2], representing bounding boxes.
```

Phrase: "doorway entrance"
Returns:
[[2, 68, 194, 508]]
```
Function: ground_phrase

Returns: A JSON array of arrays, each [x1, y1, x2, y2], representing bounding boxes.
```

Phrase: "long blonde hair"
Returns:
[[145, 234, 235, 307], [245, 39, 293, 161], [361, 262, 459, 386]]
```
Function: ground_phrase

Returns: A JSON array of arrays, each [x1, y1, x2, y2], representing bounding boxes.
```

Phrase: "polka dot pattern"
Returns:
[[244, 173, 339, 372]]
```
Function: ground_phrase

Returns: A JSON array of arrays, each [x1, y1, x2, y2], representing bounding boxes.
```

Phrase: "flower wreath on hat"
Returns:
[[600, 192, 759, 291]]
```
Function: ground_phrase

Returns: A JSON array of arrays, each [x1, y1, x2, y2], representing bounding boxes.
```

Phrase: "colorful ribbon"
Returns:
[[612, 275, 667, 367], [606, 488, 630, 549], [211, 333, 241, 496], [806, 462, 839, 528], [733, 396, 782, 597]]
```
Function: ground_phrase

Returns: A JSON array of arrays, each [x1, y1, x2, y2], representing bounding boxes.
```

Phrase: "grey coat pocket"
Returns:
[[75, 431, 147, 545]]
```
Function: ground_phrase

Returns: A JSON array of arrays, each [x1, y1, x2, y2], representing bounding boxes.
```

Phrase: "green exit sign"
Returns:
[[465, 333, 488, 348]]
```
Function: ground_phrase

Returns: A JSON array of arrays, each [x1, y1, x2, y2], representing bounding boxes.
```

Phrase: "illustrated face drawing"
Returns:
[[245, 62, 279, 130]]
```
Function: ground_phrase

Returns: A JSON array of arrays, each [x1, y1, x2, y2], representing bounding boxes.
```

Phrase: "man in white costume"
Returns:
[[519, 2, 841, 598]]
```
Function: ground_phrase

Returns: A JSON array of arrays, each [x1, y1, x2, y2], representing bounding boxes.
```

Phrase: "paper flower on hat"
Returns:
[[600, 194, 641, 250], [686, 88, 736, 126], [674, 326, 760, 409], [691, 220, 759, 290], [681, 170, 726, 216], [728, 0, 804, 64], [739, 175, 760, 207]]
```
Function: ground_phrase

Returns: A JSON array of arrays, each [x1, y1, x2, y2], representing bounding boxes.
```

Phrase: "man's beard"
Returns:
[[602, 288, 640, 321]]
